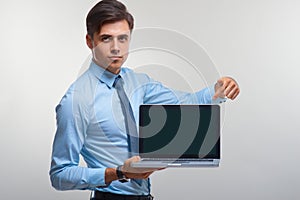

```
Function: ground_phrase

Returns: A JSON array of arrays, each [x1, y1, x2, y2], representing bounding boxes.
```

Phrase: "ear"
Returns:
[[86, 34, 93, 49]]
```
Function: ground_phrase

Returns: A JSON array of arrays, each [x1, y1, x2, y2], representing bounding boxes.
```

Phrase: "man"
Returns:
[[49, 0, 240, 200]]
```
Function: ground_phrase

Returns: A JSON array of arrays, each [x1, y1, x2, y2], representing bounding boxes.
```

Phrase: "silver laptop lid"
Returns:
[[138, 104, 220, 160]]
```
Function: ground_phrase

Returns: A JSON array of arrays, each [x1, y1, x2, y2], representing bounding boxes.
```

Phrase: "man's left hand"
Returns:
[[213, 77, 240, 100]]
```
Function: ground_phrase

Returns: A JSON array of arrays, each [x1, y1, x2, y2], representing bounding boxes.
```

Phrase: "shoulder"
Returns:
[[55, 70, 96, 116], [121, 67, 152, 83]]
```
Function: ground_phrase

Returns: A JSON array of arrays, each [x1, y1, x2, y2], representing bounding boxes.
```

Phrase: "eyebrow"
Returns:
[[99, 34, 129, 38]]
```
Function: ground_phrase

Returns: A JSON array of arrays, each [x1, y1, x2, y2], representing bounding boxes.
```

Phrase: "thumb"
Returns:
[[217, 79, 224, 87], [213, 79, 223, 99]]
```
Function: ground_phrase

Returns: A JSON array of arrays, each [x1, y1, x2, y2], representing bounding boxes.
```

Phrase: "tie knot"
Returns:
[[113, 75, 123, 88]]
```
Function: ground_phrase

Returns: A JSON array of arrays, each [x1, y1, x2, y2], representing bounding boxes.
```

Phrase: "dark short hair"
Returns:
[[86, 0, 134, 37]]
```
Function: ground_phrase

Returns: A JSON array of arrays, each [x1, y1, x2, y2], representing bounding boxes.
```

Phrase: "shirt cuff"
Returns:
[[88, 168, 108, 188]]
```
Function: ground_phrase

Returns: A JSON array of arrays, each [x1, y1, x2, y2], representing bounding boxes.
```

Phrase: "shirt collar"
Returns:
[[89, 61, 125, 88]]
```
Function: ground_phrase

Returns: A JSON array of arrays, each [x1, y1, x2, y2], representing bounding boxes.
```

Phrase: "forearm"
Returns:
[[170, 87, 213, 104], [196, 85, 227, 104], [50, 165, 106, 190]]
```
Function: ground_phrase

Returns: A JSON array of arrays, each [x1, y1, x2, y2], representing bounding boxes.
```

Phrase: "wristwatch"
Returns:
[[116, 165, 129, 183]]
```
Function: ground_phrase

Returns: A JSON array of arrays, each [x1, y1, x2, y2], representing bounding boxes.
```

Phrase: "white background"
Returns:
[[0, 0, 299, 199]]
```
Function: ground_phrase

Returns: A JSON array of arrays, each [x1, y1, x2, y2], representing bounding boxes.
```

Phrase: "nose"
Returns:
[[111, 38, 120, 55]]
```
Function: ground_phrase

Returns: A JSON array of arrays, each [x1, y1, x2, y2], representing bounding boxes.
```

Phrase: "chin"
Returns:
[[108, 63, 123, 74]]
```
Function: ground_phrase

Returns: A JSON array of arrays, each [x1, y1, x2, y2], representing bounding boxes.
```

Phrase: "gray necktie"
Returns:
[[113, 75, 143, 186], [113, 75, 139, 156]]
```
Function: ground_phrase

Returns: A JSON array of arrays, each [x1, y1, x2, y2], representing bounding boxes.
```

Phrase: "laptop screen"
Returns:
[[139, 105, 220, 159]]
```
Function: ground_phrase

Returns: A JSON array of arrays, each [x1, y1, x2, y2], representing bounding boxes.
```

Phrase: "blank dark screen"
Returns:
[[139, 105, 220, 158]]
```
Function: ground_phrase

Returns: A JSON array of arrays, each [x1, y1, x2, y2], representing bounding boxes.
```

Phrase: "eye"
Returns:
[[118, 35, 128, 43], [101, 36, 112, 43]]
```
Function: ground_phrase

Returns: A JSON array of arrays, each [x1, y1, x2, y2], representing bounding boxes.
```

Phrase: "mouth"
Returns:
[[108, 56, 123, 60]]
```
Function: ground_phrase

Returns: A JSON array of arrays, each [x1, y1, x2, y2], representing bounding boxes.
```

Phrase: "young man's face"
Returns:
[[86, 20, 131, 74]]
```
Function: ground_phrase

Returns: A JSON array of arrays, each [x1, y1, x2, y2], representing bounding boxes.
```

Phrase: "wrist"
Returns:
[[104, 168, 118, 184], [116, 165, 129, 183]]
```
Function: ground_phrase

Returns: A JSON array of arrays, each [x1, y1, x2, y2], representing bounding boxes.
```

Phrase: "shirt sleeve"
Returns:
[[143, 75, 226, 104], [49, 85, 107, 191]]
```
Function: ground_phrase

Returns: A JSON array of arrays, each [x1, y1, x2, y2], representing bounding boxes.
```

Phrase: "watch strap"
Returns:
[[116, 165, 128, 183]]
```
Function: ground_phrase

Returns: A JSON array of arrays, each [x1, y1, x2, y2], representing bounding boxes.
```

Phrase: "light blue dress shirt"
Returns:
[[49, 61, 223, 195]]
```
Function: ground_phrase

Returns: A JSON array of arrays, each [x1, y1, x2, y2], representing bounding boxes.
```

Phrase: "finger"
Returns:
[[231, 89, 240, 100], [226, 88, 237, 99], [223, 81, 235, 93], [227, 87, 240, 100], [142, 172, 154, 179], [214, 78, 234, 99], [220, 78, 234, 88], [130, 167, 154, 174], [224, 82, 237, 97], [138, 167, 162, 173], [130, 171, 153, 179], [132, 156, 141, 161]]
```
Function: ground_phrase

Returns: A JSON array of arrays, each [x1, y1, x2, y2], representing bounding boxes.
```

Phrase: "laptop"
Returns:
[[131, 104, 221, 168]]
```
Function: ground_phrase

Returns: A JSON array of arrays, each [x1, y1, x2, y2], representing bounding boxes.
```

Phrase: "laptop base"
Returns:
[[131, 159, 220, 168]]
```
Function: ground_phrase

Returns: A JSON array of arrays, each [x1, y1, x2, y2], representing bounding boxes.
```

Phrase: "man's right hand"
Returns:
[[105, 156, 165, 184], [122, 156, 164, 179]]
